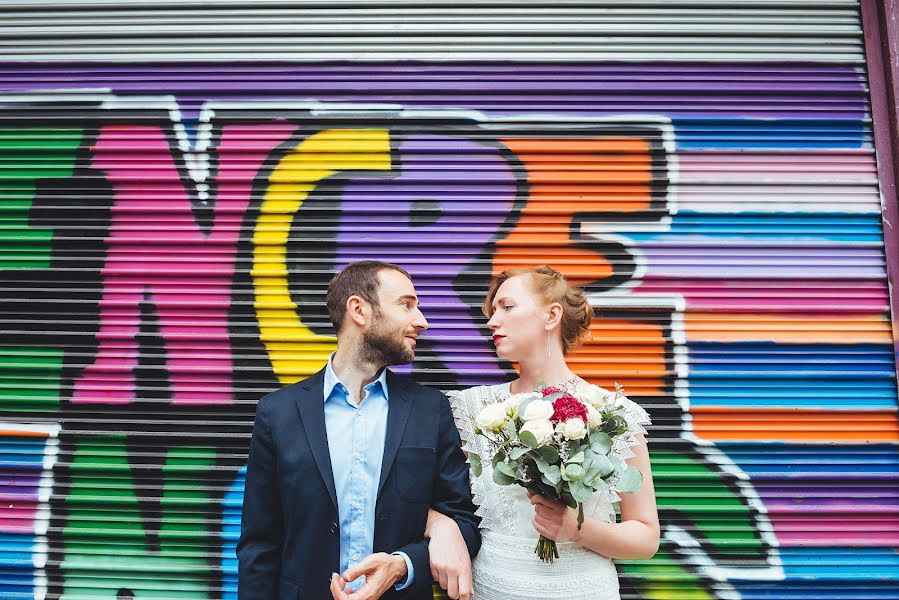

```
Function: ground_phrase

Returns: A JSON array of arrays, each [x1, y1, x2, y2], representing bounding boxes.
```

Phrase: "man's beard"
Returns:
[[360, 319, 414, 367]]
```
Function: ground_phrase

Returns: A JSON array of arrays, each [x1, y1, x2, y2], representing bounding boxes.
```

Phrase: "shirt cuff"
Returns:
[[392, 551, 414, 590]]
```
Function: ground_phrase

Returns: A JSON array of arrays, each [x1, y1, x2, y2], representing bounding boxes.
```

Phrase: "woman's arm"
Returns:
[[531, 435, 660, 559]]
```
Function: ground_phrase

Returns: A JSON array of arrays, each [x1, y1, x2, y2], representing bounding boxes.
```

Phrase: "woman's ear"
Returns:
[[544, 303, 563, 330]]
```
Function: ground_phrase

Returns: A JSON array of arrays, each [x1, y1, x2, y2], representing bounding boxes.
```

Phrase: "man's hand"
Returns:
[[329, 553, 407, 600], [427, 512, 472, 600]]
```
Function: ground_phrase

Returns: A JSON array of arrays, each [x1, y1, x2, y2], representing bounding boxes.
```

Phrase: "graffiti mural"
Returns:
[[1, 73, 896, 600]]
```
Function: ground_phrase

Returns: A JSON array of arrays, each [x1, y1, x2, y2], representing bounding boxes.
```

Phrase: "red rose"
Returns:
[[541, 386, 562, 396], [551, 393, 588, 423]]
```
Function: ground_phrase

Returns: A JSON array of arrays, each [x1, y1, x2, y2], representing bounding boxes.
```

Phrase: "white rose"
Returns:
[[520, 419, 555, 446], [505, 392, 536, 409], [583, 385, 616, 408], [475, 402, 508, 431], [522, 399, 555, 422], [556, 418, 587, 440], [585, 403, 602, 428]]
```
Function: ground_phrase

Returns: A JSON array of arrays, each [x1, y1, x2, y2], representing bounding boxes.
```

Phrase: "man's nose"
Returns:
[[413, 308, 429, 330]]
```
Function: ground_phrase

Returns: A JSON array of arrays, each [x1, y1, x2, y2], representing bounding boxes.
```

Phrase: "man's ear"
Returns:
[[544, 303, 563, 330], [346, 295, 368, 327]]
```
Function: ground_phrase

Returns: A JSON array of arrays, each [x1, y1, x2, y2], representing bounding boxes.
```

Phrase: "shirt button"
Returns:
[[352, 552, 360, 561], [354, 503, 361, 510]]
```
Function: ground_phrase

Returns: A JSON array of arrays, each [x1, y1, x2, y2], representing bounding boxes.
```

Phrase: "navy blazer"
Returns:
[[237, 368, 481, 599]]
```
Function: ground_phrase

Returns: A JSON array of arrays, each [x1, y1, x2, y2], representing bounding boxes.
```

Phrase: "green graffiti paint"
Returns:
[[0, 127, 81, 269], [0, 127, 81, 412], [651, 447, 765, 559], [0, 346, 62, 410], [619, 548, 717, 599], [62, 436, 216, 599]]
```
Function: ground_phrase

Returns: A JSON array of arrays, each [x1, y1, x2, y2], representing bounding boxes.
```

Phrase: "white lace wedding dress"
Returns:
[[448, 381, 651, 600]]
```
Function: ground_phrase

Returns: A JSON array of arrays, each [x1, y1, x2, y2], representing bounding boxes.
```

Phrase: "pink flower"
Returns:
[[541, 385, 562, 396], [550, 393, 588, 424]]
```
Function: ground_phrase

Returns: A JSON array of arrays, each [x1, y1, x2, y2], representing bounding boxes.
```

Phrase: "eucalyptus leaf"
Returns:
[[567, 450, 585, 465], [562, 463, 586, 482], [589, 454, 614, 479], [543, 465, 562, 486], [537, 445, 559, 464], [503, 420, 518, 439], [492, 450, 506, 469], [533, 455, 550, 473], [608, 454, 623, 472], [492, 466, 516, 486], [495, 461, 517, 478], [589, 432, 612, 455], [570, 479, 593, 503], [468, 453, 483, 477], [617, 466, 643, 493], [519, 430, 539, 449], [509, 446, 530, 461], [589, 478, 610, 496]]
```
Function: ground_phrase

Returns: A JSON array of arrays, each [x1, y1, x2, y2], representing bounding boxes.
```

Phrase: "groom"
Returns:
[[238, 260, 480, 599]]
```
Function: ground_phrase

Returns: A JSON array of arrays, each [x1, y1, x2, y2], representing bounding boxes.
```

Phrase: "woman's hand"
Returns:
[[529, 493, 582, 544]]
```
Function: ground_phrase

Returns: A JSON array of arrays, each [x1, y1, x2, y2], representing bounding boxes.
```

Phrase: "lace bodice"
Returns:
[[447, 381, 652, 600]]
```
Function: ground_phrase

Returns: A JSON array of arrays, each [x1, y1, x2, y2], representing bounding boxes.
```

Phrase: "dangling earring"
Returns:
[[546, 330, 551, 359]]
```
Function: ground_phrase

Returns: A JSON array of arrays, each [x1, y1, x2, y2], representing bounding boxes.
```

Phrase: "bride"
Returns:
[[427, 265, 660, 600]]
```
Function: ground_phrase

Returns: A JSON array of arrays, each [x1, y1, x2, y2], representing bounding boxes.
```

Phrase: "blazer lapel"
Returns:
[[294, 368, 338, 511], [378, 370, 413, 496]]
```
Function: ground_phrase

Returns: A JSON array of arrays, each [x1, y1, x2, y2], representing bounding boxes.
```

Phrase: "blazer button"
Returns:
[[329, 522, 338, 535]]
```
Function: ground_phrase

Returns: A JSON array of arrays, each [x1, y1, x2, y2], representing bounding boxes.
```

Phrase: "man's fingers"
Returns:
[[459, 572, 472, 600], [342, 555, 374, 583], [330, 573, 347, 599], [447, 573, 460, 600]]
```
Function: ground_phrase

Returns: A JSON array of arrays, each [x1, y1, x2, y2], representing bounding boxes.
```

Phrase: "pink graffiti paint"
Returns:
[[72, 122, 295, 405]]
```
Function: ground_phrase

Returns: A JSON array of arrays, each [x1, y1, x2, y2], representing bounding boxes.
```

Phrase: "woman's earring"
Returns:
[[546, 331, 551, 359]]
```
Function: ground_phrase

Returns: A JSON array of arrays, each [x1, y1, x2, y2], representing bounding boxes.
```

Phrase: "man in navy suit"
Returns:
[[238, 260, 480, 599]]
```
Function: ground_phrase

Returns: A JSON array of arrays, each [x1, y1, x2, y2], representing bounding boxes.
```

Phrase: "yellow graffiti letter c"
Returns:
[[252, 128, 392, 383]]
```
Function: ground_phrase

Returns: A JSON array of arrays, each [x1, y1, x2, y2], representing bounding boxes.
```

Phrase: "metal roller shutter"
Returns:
[[0, 2, 896, 599]]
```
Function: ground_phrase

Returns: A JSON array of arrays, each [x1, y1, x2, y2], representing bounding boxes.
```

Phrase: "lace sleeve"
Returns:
[[587, 395, 652, 522], [446, 388, 494, 530], [612, 395, 652, 461]]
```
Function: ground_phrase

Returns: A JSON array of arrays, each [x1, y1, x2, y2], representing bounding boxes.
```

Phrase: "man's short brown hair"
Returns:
[[325, 260, 412, 333]]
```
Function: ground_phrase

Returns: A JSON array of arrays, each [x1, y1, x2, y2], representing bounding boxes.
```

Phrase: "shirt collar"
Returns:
[[323, 352, 389, 403]]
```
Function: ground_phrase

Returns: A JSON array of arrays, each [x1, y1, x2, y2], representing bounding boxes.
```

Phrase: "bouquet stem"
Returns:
[[535, 534, 560, 563]]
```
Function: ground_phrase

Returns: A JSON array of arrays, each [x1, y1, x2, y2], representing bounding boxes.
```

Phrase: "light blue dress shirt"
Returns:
[[323, 355, 414, 592]]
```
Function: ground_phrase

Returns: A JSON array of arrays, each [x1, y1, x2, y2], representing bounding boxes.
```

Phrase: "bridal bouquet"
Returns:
[[469, 383, 643, 563]]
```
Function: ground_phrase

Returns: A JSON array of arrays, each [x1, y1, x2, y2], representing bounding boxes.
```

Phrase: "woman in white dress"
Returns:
[[426, 265, 660, 600]]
